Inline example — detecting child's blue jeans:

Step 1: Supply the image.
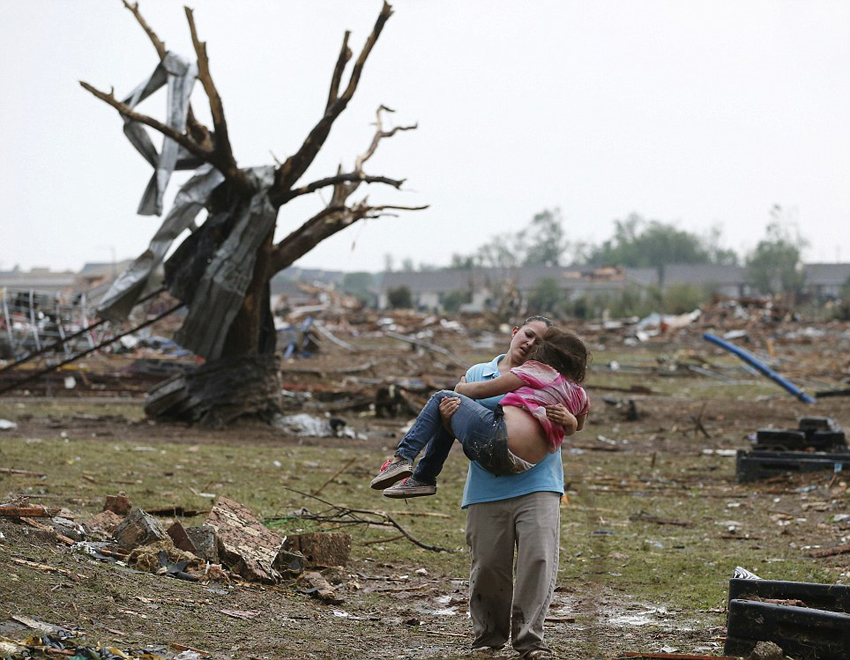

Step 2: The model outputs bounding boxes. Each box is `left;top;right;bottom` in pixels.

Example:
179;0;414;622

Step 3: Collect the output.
395;390;516;483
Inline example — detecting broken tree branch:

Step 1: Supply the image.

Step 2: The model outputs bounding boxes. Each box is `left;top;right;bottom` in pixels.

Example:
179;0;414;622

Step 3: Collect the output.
326;31;352;110
79;81;212;162
280;488;455;553
361;534;405;546
122;1;166;58
311;457;357;496
321;106;417;207
268;201;427;275
80;80;246;190
269;102;422;271
271;1;394;198
355;106;417;173
184;7;244;187
338;2;393;107
284;173;406;202
10;557;88;580
122;1;212;149
0;468;46;477
808;544;850;558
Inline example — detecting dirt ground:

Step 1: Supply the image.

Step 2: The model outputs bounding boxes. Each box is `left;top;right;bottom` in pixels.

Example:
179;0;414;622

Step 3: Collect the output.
1;318;849;659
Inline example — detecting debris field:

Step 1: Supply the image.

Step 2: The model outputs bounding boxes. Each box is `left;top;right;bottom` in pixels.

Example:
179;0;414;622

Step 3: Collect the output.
1;303;850;659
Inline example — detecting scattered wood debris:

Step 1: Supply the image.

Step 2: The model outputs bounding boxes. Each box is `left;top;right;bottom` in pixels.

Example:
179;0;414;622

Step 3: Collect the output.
0;505;59;518
629;512;693;527
10;557;88;580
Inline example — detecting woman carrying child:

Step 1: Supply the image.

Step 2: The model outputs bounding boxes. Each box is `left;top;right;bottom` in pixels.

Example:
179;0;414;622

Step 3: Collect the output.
370;325;589;493
371;316;588;659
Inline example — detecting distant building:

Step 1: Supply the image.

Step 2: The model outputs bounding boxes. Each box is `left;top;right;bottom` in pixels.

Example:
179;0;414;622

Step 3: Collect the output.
378;266;637;312
377;263;779;312
803;263;850;299
0;266;76;293
662;264;751;298
268;267;347;313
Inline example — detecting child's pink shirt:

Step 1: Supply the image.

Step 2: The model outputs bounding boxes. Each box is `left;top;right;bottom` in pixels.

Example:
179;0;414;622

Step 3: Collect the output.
501;360;590;451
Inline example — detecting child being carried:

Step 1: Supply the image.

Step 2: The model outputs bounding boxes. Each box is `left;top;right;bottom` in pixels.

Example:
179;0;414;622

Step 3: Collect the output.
370;326;590;498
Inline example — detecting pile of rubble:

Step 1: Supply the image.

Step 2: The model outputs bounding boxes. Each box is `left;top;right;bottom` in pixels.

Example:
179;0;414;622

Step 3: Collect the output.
1;492;351;602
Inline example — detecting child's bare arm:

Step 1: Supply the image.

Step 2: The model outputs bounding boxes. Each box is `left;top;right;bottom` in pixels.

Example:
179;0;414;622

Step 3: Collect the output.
455;373;524;399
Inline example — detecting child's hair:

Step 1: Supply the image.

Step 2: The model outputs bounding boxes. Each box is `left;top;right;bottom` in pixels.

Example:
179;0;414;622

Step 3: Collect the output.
518;315;552;328
528;327;591;383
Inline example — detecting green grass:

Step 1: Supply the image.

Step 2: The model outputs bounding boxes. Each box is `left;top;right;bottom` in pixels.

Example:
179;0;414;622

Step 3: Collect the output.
0;398;146;421
4;424;838;615
2;378;847;660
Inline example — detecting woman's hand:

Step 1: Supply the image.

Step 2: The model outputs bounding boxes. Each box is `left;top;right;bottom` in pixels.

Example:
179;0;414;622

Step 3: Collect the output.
545;404;578;435
453;376;468;397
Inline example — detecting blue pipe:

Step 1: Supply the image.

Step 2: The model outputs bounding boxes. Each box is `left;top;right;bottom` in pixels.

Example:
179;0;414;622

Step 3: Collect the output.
703;332;816;403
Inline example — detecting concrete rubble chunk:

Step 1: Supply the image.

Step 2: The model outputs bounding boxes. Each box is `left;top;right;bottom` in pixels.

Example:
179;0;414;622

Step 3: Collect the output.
167;521;221;564
113;507;168;550
299;571;342;604
83;510;124;540
186;524;220;564
167;521;199;555
49;517;85;541
284;531;351;568
272;546;305;578
205;496;282;583
103;493;132;516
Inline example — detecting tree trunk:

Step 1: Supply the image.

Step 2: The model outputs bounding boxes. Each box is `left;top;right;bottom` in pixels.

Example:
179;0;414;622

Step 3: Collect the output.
144;353;283;428
153;196;281;427
220;228;276;358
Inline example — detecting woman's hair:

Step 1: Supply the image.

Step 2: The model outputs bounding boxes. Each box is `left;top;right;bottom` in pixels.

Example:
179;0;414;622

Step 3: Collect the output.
519;315;552;328
528;327;591;383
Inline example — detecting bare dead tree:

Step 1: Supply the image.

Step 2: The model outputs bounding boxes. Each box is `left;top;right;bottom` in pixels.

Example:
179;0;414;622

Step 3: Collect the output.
81;2;425;426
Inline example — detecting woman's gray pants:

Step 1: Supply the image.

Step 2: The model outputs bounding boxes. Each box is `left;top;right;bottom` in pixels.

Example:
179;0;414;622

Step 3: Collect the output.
465;491;561;657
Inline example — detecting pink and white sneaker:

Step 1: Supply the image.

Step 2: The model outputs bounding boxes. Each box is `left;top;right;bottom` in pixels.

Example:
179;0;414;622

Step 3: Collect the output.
370;456;413;490
382;476;437;499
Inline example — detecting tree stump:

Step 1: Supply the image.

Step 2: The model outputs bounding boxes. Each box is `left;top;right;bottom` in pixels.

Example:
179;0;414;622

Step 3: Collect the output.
144;354;282;428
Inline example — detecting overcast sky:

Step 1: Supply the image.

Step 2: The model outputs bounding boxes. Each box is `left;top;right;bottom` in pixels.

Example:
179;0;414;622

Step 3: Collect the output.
2;0;849;274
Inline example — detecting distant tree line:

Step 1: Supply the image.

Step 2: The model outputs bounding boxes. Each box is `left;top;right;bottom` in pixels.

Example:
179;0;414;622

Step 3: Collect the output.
343;205;839;317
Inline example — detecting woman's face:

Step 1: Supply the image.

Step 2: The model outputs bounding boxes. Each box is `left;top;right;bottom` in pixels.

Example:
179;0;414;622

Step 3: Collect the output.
507;320;548;365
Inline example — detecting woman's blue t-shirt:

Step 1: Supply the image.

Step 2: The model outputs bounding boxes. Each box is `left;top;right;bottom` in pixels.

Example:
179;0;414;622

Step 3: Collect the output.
461;355;565;508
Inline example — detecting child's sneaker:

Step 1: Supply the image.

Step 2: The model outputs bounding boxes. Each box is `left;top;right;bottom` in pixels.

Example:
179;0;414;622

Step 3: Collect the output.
370;456;413;490
382;476;437;498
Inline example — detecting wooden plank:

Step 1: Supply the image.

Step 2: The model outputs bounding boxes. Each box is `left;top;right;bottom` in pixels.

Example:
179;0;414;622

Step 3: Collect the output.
0;468;46;477
0;505;58;518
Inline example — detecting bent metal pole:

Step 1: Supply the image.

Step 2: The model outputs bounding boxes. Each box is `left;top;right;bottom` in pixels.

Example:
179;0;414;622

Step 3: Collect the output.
703;332;816;404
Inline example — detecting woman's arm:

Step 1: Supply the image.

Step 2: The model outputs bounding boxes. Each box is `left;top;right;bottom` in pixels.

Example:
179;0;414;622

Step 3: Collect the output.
455;373;524;399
